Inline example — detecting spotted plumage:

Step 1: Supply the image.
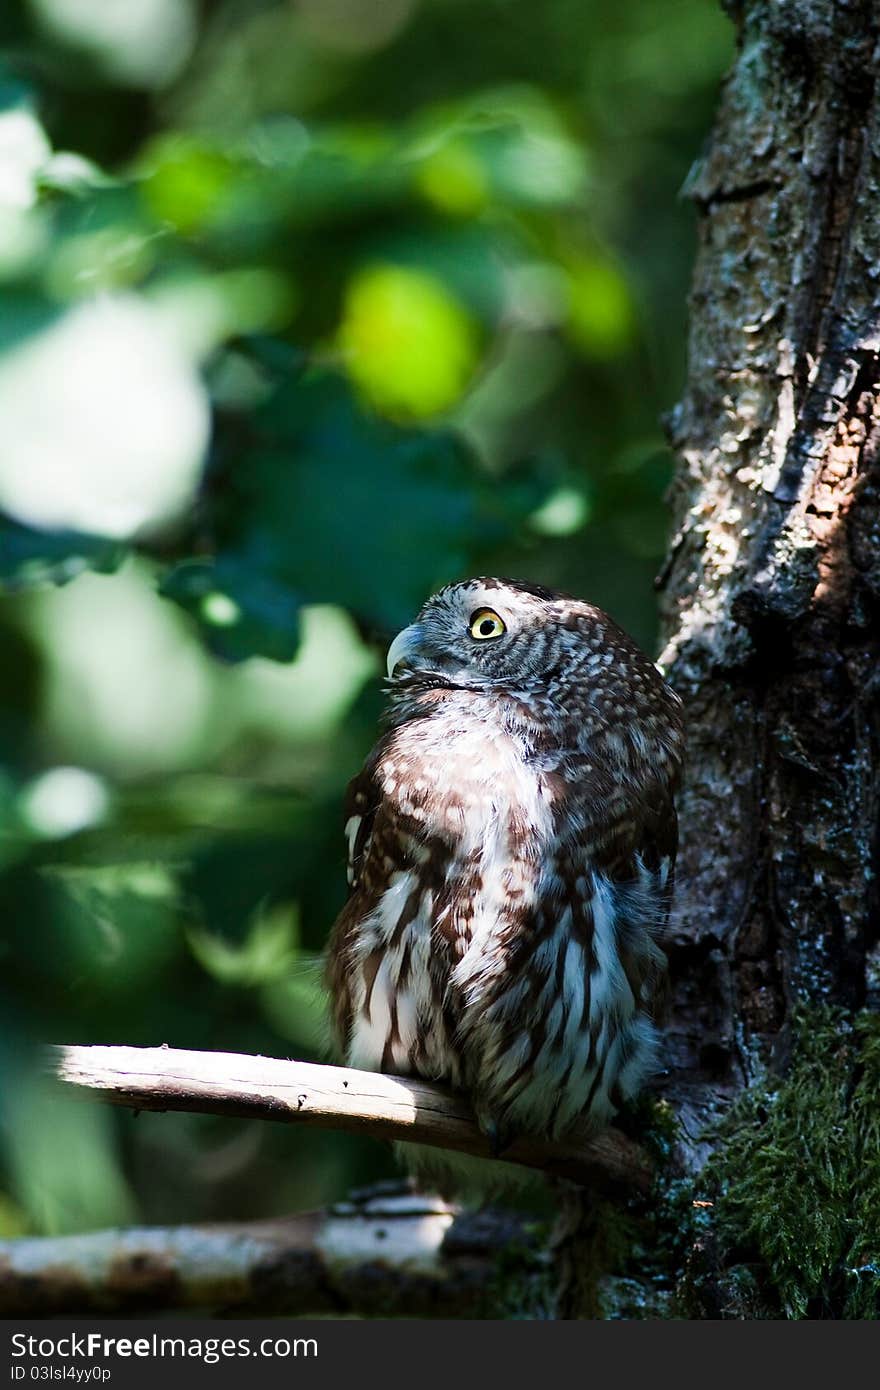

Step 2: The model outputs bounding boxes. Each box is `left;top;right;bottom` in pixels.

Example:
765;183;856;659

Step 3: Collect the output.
326;578;683;1147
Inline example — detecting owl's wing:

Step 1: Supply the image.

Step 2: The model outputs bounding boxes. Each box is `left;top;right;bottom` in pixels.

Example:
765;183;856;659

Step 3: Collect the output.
590;778;678;1023
324;756;383;1056
342;758;382;890
591;773;678;895
637;794;677;1026
639;784;679;901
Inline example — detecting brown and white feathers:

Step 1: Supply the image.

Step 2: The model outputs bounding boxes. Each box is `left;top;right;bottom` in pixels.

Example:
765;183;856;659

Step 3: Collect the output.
326;577;683;1148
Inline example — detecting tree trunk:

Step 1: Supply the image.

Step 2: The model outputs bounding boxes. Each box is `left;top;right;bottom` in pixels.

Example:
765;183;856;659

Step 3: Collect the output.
558;0;880;1317
663;0;880;1120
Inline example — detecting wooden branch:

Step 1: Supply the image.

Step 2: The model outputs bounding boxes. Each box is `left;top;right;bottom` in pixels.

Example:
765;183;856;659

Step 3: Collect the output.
0;1187;536;1317
50;1045;652;1195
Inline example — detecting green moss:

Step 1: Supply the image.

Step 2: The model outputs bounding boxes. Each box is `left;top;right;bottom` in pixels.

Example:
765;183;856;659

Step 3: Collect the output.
595;1098;703;1318
706;1007;880;1319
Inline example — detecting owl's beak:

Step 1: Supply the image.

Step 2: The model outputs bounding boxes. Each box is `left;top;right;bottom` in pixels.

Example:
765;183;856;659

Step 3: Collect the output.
386;623;425;678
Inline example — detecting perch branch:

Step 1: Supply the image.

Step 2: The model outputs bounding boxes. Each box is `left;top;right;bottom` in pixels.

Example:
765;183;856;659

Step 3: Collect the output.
50;1045;652;1195
0;1188;535;1317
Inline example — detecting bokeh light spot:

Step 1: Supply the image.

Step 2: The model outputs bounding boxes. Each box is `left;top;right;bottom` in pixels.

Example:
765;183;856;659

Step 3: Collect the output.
0;101;50;209
29;0;197;89
340;263;478;419
529;485;591;537
565;257;634;359
416;141;488;217
201;592;242;628
0;294;210;539
20;766;109;839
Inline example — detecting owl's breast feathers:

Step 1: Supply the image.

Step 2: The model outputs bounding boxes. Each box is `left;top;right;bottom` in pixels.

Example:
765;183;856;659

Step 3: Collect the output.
326;640;682;1141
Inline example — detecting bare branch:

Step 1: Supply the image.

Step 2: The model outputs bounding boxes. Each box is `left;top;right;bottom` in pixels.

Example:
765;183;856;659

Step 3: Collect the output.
0;1187;536;1317
50;1045;652;1195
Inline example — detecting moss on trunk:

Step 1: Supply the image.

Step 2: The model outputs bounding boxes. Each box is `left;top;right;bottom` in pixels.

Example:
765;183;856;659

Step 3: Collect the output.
699;1007;880;1318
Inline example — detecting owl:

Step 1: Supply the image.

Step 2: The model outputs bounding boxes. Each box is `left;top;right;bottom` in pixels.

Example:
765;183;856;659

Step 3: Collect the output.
326;578;683;1152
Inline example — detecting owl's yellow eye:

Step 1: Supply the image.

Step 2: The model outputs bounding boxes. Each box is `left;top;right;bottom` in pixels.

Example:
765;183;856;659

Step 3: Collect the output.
469;608;506;641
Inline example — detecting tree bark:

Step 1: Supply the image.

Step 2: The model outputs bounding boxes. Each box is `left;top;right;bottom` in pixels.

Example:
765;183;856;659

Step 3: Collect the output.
558;0;880;1315
661;0;880;1133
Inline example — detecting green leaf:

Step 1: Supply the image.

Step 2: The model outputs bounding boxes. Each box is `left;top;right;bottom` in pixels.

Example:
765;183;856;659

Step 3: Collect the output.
40;861;181;992
187;902;299;988
159;557;302;663
0;515;126;591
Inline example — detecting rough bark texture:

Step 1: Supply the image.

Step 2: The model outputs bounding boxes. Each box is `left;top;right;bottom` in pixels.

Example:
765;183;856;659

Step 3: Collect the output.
661;0;880;1138
558;0;880;1316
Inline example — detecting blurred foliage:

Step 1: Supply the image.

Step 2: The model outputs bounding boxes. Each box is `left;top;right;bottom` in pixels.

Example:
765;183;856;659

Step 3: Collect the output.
0;0;732;1235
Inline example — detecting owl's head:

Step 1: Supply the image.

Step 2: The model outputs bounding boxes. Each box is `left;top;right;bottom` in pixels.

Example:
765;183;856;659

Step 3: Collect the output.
386;576;647;695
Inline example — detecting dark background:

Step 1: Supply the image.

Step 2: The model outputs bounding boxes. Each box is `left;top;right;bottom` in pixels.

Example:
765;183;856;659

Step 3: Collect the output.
0;0;731;1236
